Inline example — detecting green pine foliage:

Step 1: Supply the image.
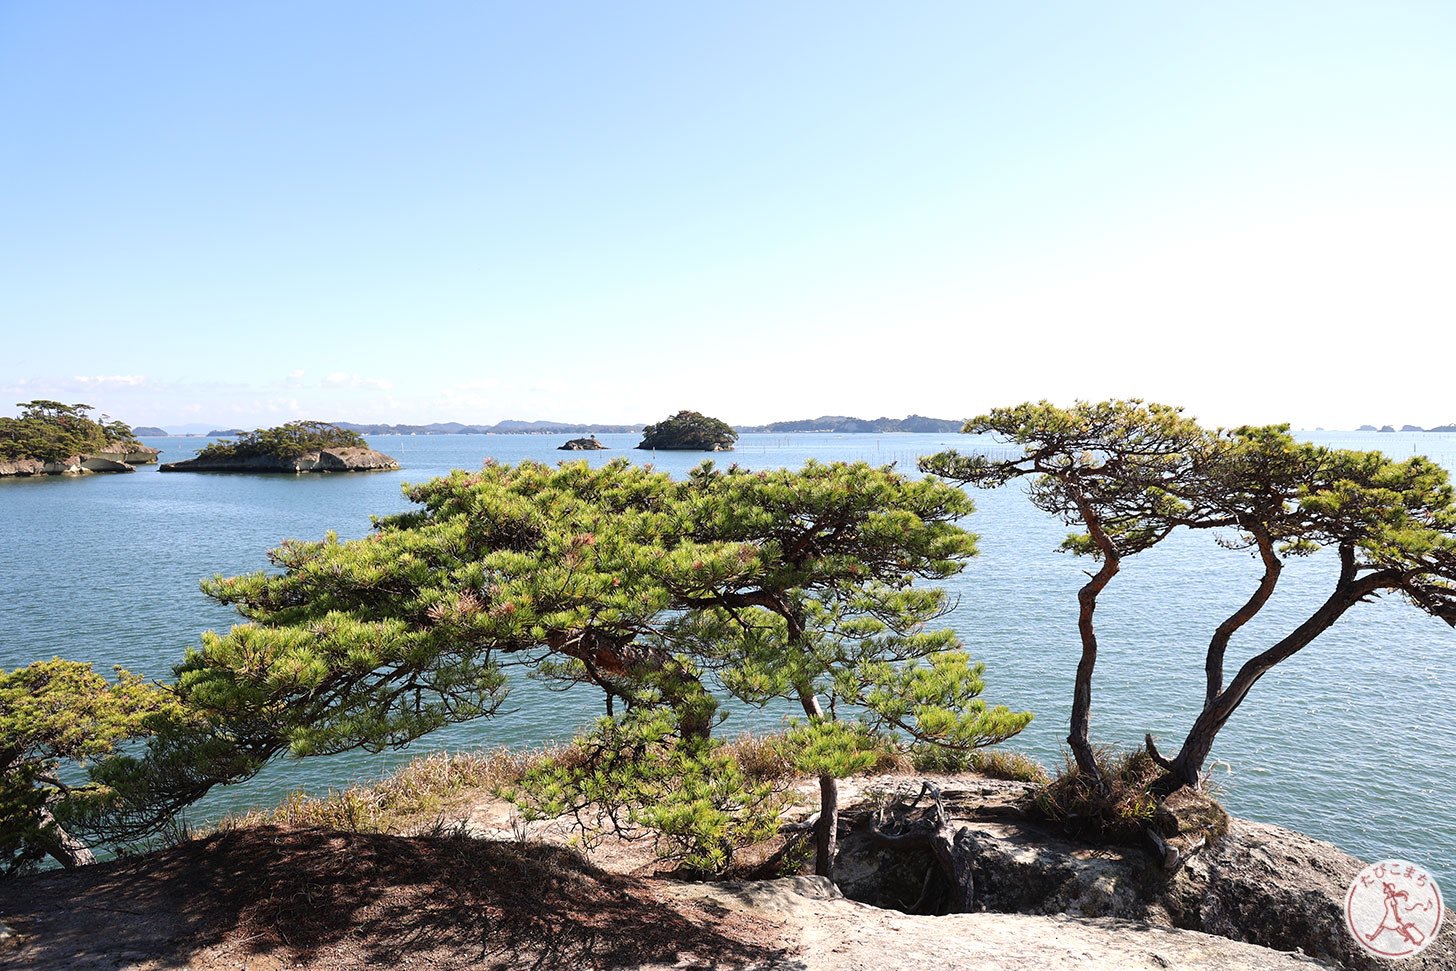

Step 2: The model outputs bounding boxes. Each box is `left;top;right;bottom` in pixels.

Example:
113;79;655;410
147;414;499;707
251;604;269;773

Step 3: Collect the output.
0;659;174;872
508;707;780;874
75;458;1028;873
0;400;139;462
191;420;368;460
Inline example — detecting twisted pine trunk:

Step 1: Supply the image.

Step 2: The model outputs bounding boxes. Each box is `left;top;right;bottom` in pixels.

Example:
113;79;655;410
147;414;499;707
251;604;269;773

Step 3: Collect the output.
39;808;95;869
1168;572;1384;788
798;687;838;879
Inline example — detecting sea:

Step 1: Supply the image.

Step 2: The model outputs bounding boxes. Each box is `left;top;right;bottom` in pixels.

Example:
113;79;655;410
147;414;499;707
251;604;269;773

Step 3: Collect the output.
2;430;1453;883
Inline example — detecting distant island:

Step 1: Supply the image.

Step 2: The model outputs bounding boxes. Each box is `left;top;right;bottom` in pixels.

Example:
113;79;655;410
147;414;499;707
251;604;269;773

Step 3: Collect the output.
329;420;647;436
558;436;608;451
162;421;399;474
132;426;168;437
0;400;159;477
1358;423;1456;433
636;411;737;451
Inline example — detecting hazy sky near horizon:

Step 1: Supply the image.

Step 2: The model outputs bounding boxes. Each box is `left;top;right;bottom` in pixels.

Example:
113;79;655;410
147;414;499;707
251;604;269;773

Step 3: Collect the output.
2;2;1454;430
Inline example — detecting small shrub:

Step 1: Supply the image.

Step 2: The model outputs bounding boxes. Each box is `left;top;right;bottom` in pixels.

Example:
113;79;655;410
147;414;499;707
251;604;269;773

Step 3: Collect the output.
724;730;912;782
721;732;797;783
909;742;973;773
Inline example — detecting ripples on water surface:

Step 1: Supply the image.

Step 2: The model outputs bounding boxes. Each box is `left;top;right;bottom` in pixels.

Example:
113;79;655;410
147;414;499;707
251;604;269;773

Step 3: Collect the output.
2;431;1453;881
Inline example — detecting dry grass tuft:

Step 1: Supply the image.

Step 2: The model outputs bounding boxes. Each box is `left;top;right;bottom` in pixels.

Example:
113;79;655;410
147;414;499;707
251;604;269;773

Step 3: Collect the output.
967;749;1050;785
213;747;560;836
1030;746;1166;844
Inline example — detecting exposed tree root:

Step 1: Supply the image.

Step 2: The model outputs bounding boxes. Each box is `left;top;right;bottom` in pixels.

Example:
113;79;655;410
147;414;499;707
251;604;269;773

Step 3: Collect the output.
864;782;978;914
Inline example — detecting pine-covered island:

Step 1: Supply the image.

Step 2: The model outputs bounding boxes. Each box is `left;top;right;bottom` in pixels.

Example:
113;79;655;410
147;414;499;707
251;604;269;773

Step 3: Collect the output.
159;421;399;474
0;401;160;477
635;410;738;450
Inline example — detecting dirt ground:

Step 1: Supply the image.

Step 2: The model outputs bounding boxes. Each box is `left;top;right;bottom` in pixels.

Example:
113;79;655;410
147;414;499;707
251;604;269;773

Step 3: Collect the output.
0;826;792;971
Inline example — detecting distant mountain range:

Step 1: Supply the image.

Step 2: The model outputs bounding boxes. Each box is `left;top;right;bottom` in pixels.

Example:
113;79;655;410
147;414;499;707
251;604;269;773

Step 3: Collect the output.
329;420;647;436
161;415;968;437
736;415;963;433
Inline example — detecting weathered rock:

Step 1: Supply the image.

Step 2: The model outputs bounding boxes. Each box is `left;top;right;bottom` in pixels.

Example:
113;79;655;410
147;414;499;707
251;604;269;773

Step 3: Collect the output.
1;454;134;476
0;441;159;476
558;436;608;450
831;777;1455;971
0;457;49;476
670;876;1338;970
94;441;160;465
1165;818;1454;971
160;446;399;474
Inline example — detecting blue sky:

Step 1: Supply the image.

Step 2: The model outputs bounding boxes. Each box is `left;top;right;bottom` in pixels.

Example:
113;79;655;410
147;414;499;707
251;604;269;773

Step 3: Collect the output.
2;2;1453;429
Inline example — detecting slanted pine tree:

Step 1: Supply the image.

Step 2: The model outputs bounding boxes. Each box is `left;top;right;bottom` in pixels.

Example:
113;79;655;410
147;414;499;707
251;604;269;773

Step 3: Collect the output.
88;458;1030;875
924;401;1456;795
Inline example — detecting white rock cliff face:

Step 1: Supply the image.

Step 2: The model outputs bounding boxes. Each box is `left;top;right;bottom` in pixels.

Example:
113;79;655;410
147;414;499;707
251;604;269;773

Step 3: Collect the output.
0;442;160;477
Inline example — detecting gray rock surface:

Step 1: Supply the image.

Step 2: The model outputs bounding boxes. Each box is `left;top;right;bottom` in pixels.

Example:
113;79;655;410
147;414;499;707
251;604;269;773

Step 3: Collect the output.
663;876;1338;970
0;441;159;477
829;777;1455;971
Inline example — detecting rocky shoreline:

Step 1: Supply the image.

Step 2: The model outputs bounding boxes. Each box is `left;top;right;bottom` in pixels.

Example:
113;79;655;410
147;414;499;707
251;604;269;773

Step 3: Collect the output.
0;443;160;477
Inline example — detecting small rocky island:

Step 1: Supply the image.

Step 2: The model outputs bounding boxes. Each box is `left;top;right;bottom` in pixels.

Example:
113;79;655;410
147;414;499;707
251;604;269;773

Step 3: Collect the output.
160;421;399;474
558;436;608;451
635;410;738;451
0;400;160;477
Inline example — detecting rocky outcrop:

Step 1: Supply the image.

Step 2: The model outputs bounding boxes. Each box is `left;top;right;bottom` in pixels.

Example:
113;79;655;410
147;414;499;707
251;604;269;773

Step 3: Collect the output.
558;436;608;450
0;442;159;477
95;442;160;465
829;777;1455;971
160;446;399;474
673;876;1337;970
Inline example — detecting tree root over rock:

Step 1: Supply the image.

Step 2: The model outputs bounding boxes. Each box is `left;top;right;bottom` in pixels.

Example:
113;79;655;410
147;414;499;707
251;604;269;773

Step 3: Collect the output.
864;782;979;914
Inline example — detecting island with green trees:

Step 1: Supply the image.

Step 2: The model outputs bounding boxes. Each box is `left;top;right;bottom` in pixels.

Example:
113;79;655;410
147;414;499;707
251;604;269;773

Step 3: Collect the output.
636;410;738;450
0;400;159;477
159;420;399;474
557;435;608;450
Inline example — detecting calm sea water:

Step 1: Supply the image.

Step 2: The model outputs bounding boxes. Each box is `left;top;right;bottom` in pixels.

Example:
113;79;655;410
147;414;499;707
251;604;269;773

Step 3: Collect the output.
2;431;1454;881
